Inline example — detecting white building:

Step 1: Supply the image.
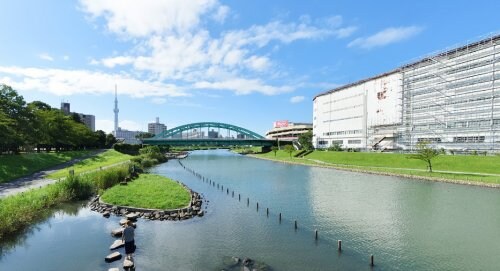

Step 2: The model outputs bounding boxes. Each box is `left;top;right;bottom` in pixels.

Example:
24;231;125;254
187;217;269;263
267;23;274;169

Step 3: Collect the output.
115;128;142;144
148;117;167;135
266;120;313;140
314;34;500;152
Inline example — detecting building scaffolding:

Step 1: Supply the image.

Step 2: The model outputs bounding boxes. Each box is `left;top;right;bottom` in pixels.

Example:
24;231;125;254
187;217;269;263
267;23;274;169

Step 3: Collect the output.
398;35;500;151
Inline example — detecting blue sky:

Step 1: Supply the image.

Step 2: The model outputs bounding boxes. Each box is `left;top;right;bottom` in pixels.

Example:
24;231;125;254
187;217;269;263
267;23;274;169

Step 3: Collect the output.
1;0;498;135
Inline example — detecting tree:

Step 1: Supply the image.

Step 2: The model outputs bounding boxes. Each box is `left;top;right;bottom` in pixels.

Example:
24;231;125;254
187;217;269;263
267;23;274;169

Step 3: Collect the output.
298;131;313;150
271;146;278;156
94;130;107;148
0;84;31;153
408;141;439;172
283;144;295;158
105;133;117;148
135;132;155;139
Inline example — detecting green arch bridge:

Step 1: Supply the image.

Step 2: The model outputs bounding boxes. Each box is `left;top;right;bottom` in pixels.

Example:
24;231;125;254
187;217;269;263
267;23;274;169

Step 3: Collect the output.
142;122;283;147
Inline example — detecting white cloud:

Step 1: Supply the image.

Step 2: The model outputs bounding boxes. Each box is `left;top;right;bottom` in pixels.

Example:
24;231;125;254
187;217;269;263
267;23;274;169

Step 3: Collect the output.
334;26;357;38
0;66;187;98
194;78;293;95
290;95;305;103
212;5;229;23
39;53;54;61
244;56;270;71
151;97;167;104
348;26;423;49
79;0;359;96
101;56;135;68
63;55;70;61
79;0;220;37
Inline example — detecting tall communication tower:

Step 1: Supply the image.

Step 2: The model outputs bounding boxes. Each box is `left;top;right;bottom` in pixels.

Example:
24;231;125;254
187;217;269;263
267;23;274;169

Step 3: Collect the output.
114;84;119;135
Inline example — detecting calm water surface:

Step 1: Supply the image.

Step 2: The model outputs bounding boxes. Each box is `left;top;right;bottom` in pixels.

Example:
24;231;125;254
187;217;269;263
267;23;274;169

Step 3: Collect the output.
1;150;499;270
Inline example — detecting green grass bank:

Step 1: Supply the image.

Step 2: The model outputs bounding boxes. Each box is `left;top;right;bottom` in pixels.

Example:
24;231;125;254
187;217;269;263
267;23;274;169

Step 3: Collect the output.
100;174;191;210
255;150;500;186
0;164;130;239
47;149;132;179
0;151;92;183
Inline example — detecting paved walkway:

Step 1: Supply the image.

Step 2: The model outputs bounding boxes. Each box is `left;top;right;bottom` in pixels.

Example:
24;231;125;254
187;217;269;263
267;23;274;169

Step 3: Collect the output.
0;150;128;198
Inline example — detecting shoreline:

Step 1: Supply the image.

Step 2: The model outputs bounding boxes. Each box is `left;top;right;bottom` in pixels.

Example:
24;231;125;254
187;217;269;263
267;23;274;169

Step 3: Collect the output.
249;155;500;189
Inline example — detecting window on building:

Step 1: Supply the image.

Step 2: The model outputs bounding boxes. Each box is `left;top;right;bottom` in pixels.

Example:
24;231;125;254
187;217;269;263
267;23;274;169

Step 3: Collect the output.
348;140;361;144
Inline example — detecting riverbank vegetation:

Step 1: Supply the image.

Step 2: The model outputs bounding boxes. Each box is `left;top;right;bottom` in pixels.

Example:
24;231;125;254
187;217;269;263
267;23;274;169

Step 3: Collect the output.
0;84;116;154
100;174;191;209
255;150;500;185
0;150;92;183
46;150;132;179
0;164;131;239
231;146;263;154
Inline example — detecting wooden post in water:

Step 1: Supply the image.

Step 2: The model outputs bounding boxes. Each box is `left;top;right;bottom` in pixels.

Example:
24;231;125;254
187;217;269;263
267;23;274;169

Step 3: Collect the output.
247;197;249;206
266;208;269;217
294;220;297;230
239;194;241;201
226;188;229;194
370;255;374;266
232;191;234;197
279;213;282;223
338;240;342;251
315;230;318;240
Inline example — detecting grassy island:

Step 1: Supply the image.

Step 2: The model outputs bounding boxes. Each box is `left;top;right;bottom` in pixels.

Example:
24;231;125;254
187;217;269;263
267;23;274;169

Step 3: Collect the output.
100;174;191;209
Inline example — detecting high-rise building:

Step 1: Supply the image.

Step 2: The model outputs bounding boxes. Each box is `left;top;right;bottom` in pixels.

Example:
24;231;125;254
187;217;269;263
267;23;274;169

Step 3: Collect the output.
60;102;95;132
61;102;70;114
148;117;167;135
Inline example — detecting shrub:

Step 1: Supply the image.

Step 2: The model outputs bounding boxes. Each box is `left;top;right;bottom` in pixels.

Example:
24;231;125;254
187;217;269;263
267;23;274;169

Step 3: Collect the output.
114;143;141;155
141;157;158;168
328;143;343;152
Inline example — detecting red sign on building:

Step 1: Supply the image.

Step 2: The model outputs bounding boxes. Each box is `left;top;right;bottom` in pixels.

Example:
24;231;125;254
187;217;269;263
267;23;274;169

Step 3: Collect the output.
273;120;289;128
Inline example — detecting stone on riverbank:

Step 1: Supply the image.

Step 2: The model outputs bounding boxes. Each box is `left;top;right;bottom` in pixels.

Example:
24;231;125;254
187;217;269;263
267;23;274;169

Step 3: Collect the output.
110;239;124;250
126;212;139;221
105;251;122;262
123;258;134;270
103;211;110;218
111;228;124;237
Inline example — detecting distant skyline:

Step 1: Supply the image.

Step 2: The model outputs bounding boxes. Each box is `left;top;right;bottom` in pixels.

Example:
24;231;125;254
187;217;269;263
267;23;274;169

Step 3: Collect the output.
1;0;498;135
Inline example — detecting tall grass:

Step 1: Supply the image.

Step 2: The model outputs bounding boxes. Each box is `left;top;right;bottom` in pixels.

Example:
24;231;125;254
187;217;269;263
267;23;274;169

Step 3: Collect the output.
0;164;130;239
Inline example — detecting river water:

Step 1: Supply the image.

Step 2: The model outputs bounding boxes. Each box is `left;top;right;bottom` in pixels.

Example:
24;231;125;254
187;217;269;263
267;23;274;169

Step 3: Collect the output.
1;150;499;270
